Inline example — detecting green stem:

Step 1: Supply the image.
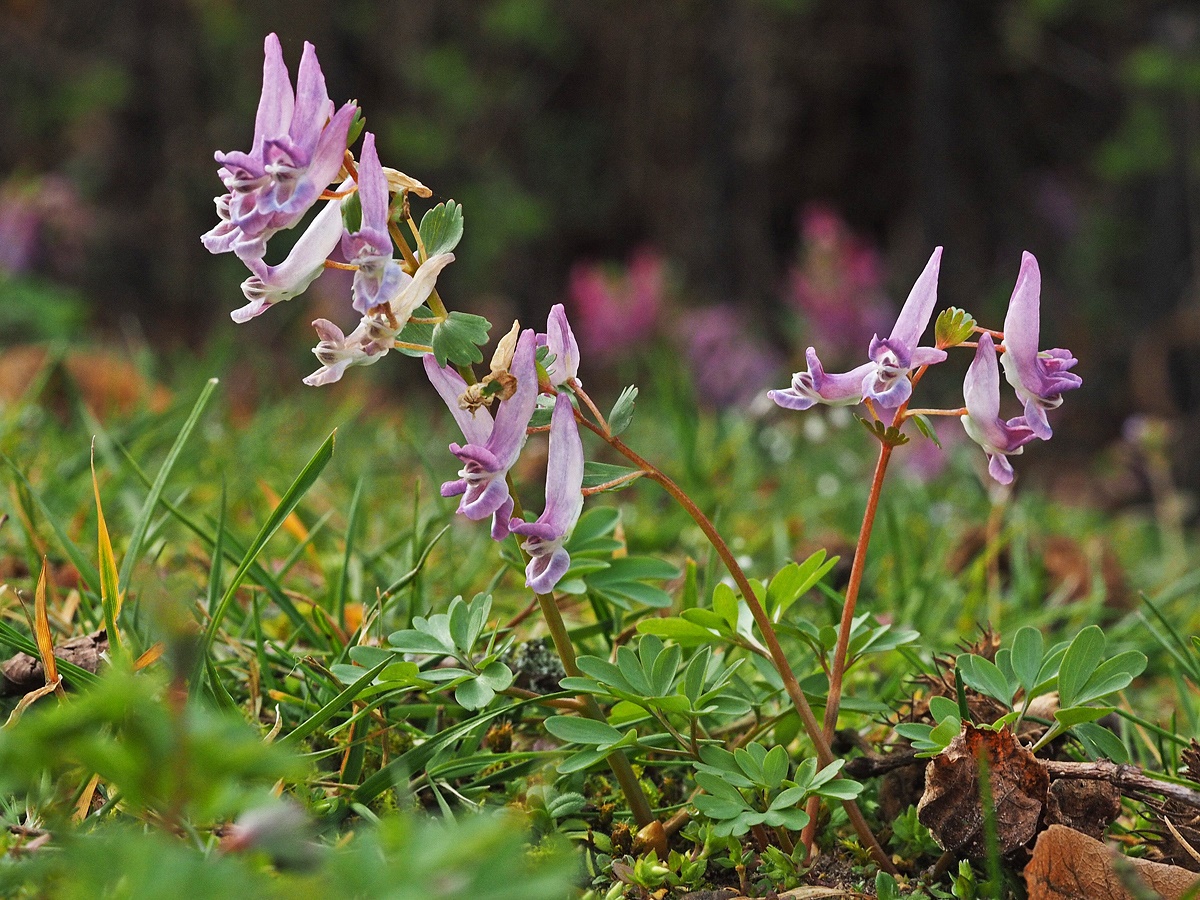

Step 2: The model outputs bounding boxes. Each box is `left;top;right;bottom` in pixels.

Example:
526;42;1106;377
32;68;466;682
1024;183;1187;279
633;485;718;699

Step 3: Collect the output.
508;482;655;828
584;420;897;874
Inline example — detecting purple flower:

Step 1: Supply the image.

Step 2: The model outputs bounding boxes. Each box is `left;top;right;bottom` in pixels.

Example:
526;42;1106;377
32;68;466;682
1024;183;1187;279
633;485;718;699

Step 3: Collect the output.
233;179;349;323
769;347;875;411
202;34;355;262
341;132;409;315
424;330;539;540
541;303;580;386
961;334;1036;485
1000;252;1082;440
511;392;585;593
862;247;948;408
302;317;390;386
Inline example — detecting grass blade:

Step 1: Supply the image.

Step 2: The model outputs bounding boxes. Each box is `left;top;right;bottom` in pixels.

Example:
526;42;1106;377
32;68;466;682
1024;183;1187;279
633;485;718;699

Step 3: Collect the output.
2;454;101;592
117;378;218;595
196;431;336;680
32;559;64;697
90;443;123;654
279;657;389;748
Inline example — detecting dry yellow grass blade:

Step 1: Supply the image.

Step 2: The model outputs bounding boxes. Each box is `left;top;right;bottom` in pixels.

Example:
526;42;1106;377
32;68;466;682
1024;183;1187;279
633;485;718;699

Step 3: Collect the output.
133;642;164;671
74;773;101;822
90;442;123;651
33;559;65;699
4;680;62;728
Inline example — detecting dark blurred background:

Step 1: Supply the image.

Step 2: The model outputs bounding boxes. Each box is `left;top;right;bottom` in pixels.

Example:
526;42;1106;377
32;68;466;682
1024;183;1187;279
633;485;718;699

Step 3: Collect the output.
4;0;1200;474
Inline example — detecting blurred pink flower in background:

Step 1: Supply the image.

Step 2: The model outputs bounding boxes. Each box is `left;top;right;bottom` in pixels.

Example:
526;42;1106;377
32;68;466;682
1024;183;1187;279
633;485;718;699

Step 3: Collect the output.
681;304;782;409
0;176;87;276
568;247;664;358
786;203;892;362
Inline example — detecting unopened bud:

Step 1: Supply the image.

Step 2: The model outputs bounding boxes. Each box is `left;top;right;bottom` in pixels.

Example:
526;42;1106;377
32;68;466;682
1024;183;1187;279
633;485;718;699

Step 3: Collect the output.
491;320;521;375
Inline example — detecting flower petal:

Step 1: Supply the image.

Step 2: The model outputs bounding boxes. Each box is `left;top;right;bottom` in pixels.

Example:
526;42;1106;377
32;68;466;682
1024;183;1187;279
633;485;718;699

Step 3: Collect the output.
545;303;580;386
253;34;294;153
485;329;538;467
888;247;942;352
422;354;494;446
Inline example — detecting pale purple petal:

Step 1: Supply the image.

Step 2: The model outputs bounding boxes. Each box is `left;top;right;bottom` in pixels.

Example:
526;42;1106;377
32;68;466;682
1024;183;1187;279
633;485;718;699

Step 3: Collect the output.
888;247;942;351
485;329;538;468
351;132;391;252
1000;251;1081;440
490;495;515;542
961;335;1036;482
545;304;580;386
536;392;584;536
769;348;871;411
422;354;494;446
525;548;572;594
456;473;512;521
289;41;333;148
253;34;294;153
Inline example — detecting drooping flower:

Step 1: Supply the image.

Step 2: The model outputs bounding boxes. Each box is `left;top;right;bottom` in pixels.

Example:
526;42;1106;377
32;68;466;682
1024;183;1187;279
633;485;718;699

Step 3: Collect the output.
424;329;538;539
861;247;948;408
341;132;409;315
510;392;585;593
961;334;1036;485
202;34;355;262
302;317;389;386
1000;252;1082;440
233;178;350;323
541;303;580;386
769;347;875;411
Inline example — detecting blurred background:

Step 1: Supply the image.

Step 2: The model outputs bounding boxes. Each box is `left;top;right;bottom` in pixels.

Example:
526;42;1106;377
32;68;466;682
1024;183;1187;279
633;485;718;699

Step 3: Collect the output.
4;0;1200;482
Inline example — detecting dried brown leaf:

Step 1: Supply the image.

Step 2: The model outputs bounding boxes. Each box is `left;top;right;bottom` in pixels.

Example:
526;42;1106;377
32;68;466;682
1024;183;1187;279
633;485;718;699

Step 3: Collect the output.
1025;824;1200;899
917;723;1048;857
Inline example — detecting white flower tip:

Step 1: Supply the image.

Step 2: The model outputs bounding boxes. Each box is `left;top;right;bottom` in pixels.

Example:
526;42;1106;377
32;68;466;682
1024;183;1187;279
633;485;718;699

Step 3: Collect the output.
230;300;270;324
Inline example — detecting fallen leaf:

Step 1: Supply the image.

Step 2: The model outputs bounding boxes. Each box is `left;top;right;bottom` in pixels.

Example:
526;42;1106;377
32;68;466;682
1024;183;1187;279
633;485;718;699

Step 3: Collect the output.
1043;777;1122;840
1025;824;1200;899
917;723;1048;857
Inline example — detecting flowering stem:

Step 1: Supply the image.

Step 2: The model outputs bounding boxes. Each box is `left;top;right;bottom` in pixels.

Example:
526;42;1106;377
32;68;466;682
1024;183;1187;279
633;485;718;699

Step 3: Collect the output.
903;407;966;419
577;416;897;873
571;381;610;434
323;260;359;271
392;341;434;354
582;472;644;496
507;480;656;828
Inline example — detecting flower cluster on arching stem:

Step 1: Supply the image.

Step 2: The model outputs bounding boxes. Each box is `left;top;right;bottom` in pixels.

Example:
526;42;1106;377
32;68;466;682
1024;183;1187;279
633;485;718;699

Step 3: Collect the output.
201;34;450;384
769;248;1082;484
202;35;590;594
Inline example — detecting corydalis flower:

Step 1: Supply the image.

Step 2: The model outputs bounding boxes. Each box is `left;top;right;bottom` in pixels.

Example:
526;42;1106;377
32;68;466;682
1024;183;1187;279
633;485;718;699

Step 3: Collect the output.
1000;252;1082;440
770;248;947;414
769;347;874;411
233;178;349;323
202;34;355;262
424;330;538;539
961;334;1036;485
541;303;579;386
302;316;389;386
341;132;409;315
862;247;947;407
511;392;584;593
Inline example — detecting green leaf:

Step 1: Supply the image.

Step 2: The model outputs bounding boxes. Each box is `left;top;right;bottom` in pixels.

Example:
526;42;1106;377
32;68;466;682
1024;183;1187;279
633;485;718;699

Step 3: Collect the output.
911;414;943;448
713;583;740;631
569;507;621;547
929;696;960;722
581;462;642;492
935;307;976;348
958;654;1015;707
454;677;495;711
761;745;788;790
1058;625;1105;708
477;660;513;692
858;416;909;447
418;200;464;258
1054;706;1114;728
396;305;436;357
544;716;623;747
388;630;454;656
341;190;363;235
431;311;491;367
608;385;638;436
1074;722;1129;763
1011;626;1045;694
616;646;652;695
767;551;838;622
636;617;719;646
1075;650;1147;705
